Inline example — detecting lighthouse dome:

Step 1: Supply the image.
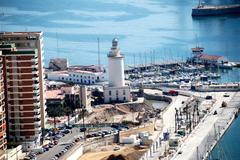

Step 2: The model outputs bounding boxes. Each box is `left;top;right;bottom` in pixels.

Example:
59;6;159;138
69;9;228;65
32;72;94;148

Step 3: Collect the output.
112;38;118;48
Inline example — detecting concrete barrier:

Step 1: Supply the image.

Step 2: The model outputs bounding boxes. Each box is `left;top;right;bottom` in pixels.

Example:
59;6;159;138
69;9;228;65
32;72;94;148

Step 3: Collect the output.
66;146;83;160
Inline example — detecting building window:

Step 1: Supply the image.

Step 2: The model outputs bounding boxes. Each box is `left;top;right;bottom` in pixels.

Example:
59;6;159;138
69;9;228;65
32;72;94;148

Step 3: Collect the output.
109;91;111;96
123;97;126;101
109;97;112;102
123;90;126;95
116;90;118;96
116;97;119;101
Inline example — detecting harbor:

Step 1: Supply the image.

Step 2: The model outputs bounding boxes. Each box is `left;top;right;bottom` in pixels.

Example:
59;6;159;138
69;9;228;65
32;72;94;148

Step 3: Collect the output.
1;0;240;159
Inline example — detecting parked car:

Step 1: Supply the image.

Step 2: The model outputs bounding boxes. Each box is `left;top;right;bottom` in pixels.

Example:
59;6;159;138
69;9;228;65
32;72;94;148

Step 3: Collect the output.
113;147;120;151
54;140;58;145
65;125;73;129
80;127;87;132
62;129;70;134
206;95;213;100
75;138;80;142
223;93;230;97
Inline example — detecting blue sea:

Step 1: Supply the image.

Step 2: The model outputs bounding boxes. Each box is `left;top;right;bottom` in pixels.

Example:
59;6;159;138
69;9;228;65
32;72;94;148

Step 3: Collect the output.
1;0;240;66
1;0;240;158
209;115;240;160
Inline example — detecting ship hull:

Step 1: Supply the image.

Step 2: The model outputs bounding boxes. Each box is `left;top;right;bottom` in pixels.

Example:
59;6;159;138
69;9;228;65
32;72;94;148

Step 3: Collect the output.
192;4;240;16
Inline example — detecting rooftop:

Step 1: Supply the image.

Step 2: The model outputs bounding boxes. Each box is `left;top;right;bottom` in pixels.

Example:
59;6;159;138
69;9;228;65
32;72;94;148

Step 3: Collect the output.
0;31;42;35
198;53;223;61
191;47;204;52
45;90;65;100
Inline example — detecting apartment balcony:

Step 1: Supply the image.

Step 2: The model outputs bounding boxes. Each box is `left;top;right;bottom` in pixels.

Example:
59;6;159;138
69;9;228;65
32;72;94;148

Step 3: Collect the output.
9;127;41;132
6;64;38;70
34;101;41;106
34;120;41;126
7;82;39;89
7;95;40;101
33;116;41;121
6;57;38;63
7;71;37;76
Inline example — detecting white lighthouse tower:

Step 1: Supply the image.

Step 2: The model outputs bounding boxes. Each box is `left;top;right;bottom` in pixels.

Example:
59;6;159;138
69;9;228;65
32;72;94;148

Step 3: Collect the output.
104;38;131;103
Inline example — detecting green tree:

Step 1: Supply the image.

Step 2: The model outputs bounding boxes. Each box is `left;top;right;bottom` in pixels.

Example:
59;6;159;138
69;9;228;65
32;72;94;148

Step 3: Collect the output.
46;103;65;128
63;104;73;125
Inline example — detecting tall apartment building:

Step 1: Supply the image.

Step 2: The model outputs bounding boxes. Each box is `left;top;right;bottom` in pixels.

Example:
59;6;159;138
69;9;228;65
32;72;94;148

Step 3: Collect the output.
0;32;46;130
0;42;42;149
0;51;7;159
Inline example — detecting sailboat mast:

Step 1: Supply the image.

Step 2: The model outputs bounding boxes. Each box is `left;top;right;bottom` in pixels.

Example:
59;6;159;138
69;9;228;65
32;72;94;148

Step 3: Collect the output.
97;38;101;69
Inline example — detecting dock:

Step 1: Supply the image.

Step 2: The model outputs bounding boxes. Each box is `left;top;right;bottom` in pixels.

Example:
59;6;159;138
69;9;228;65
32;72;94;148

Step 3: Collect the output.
172;92;240;160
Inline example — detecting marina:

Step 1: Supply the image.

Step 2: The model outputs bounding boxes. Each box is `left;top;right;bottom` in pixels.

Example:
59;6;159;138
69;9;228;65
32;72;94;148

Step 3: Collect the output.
1;0;240;159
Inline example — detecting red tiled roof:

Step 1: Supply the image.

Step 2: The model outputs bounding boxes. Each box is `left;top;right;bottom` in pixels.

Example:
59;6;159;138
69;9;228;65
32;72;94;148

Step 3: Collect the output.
198;54;223;61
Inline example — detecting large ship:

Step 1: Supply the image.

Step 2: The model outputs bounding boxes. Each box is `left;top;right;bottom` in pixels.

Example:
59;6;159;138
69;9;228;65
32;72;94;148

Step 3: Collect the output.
192;2;240;16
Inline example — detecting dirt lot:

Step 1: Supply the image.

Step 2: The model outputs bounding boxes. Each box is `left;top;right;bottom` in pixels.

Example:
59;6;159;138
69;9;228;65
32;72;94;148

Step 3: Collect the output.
79;145;148;160
85;102;154;124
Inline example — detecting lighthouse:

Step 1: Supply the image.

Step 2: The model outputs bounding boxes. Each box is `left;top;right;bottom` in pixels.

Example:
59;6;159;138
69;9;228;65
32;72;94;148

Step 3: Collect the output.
104;38;131;103
108;38;125;87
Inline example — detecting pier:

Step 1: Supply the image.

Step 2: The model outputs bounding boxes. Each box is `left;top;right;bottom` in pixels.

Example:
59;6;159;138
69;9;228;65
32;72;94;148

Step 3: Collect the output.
172;92;240;160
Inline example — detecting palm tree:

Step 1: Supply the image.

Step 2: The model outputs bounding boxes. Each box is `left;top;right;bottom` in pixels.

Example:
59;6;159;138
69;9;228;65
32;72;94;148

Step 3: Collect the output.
64;104;73;125
46;103;65;128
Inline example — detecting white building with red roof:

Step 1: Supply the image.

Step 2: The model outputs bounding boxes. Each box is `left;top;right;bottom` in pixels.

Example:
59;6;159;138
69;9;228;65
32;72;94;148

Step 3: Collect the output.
191;47;228;65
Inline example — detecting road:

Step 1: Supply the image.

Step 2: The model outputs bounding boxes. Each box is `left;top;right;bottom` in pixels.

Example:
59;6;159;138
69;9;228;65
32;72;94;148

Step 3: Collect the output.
37;127;83;160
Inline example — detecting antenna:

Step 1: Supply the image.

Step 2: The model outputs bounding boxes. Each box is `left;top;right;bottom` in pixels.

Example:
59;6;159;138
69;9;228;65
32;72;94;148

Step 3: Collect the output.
97;38;101;69
195;34;199;47
133;54;136;68
56;32;59;57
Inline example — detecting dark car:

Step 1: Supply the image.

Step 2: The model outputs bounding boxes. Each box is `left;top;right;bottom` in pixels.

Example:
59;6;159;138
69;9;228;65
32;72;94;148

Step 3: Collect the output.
206;95;213;100
62;129;70;134
65;125;73;129
80;127;87;132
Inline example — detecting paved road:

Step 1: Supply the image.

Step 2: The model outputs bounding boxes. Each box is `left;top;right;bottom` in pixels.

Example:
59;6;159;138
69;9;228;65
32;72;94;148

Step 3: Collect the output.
37;128;83;160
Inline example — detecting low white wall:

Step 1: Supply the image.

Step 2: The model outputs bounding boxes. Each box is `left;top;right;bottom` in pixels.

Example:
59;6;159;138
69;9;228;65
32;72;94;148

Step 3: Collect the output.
66;145;83;160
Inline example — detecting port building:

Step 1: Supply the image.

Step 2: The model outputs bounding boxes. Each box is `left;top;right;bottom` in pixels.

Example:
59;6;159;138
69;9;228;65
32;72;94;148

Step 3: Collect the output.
191;47;227;65
47;68;105;85
104;38;131;103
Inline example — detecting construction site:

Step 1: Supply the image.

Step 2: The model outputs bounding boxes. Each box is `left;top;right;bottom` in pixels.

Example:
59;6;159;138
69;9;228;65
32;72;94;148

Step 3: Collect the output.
73;88;240;160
